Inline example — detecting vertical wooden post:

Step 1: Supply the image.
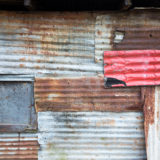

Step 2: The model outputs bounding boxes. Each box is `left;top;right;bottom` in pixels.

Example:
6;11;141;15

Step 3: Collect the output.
143;86;160;160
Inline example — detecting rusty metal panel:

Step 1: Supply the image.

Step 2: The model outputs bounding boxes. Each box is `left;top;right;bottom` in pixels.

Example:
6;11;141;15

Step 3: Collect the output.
35;77;143;112
142;86;160;160
0;81;37;132
0;133;39;160
104;50;160;87
95;10;160;63
0;11;103;77
38;111;146;160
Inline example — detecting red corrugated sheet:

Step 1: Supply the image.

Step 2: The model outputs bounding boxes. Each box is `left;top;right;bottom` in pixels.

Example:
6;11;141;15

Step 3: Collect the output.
104;50;160;87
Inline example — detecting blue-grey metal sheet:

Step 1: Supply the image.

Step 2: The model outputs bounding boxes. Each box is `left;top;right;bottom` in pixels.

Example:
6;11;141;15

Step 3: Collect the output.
0;81;37;132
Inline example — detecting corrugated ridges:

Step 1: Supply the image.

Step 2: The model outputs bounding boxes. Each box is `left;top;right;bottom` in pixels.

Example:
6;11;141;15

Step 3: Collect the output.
95;10;160;63
0;11;103;77
38;112;146;160
35;77;142;111
104;50;160;86
0;133;39;160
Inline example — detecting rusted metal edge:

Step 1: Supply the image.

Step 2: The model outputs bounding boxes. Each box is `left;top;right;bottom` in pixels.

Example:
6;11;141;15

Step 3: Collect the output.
142;86;160;160
142;86;155;145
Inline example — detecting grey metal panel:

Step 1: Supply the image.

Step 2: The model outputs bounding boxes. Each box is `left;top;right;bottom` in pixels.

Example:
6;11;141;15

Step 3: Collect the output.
0;81;37;132
38;112;146;160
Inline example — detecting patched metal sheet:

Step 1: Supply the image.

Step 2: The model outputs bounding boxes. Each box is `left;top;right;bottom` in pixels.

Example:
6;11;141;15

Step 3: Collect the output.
0;81;37;132
104;50;160;87
95;10;160;63
38;112;146;160
35;77;142;112
0;133;39;160
0;11;103;77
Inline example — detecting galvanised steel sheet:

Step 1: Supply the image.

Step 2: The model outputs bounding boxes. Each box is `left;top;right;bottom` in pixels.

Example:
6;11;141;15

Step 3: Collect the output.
0;11;102;77
104;50;160;87
38;111;146;160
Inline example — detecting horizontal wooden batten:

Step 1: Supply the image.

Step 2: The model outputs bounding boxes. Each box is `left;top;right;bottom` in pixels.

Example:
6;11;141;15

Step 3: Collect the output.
35;77;143;112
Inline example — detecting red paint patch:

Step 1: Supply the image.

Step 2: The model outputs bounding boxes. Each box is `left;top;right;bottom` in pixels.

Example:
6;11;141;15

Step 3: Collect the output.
104;50;160;87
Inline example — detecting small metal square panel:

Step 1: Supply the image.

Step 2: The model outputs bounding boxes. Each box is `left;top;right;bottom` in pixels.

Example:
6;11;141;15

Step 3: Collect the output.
0;75;37;132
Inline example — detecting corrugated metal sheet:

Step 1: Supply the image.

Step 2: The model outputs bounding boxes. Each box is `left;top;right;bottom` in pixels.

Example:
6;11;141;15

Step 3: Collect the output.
95;10;160;63
35;77;143;112
104;50;160;87
0;11;103;77
0;133;39;160
0;10;160;75
1;10;159;160
38;111;146;160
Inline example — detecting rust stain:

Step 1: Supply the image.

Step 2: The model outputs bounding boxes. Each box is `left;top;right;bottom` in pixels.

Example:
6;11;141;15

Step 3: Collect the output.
19;64;25;68
35;77;143;112
141;87;155;147
97;30;102;36
37;59;42;63
19;58;26;61
96;119;115;126
35;66;41;69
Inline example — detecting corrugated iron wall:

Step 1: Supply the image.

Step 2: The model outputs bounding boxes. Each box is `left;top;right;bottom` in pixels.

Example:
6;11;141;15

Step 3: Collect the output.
1;10;160;160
